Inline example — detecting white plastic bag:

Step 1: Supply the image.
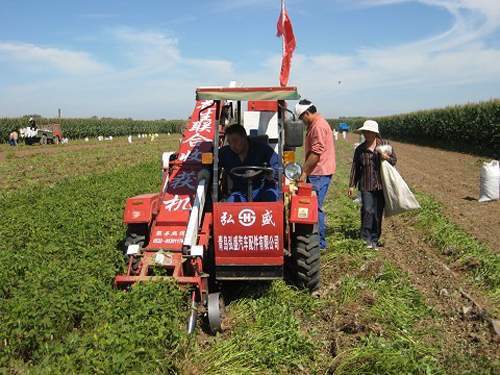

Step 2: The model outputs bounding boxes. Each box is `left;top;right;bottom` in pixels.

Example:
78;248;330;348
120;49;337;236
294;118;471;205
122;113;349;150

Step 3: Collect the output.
376;144;393;155
380;161;420;217
479;160;500;202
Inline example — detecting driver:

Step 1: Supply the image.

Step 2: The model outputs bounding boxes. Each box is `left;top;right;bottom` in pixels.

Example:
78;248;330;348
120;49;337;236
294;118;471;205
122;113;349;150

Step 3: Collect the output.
219;124;280;202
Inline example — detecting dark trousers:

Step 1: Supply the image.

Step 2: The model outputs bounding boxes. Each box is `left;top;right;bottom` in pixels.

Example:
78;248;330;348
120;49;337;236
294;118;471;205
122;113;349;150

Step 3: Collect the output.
360;190;385;243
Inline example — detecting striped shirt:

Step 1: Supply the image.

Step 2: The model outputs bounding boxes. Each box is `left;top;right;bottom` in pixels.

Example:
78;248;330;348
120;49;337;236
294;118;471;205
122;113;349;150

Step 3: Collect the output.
349;138;397;191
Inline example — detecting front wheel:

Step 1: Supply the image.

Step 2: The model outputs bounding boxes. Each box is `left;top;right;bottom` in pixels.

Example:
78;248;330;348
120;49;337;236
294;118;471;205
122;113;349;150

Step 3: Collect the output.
123;224;148;275
290;224;321;292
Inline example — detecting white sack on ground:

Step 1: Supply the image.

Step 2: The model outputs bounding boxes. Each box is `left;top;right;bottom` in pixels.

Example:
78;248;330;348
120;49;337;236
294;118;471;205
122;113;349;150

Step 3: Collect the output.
380;160;420;217
479;160;500;202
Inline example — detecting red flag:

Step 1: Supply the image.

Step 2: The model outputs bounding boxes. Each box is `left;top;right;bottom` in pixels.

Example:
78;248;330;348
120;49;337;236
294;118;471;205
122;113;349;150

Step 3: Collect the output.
276;6;296;87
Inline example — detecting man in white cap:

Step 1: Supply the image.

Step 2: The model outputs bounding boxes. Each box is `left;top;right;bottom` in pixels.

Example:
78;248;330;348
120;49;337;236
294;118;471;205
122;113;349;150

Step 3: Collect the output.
295;99;336;250
348;120;397;250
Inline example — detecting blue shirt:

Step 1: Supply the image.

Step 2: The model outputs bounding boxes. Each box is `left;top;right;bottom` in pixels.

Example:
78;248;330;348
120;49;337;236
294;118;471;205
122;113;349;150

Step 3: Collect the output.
219;139;281;193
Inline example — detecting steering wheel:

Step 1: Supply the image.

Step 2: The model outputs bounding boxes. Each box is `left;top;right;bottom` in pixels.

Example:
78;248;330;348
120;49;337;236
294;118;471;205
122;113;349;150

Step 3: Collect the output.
229;165;274;202
230;165;273;180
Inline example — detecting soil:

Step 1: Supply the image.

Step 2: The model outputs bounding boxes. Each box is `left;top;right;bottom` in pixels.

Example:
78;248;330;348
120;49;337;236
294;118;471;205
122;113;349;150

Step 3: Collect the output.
383;214;500;369
319;136;500;372
347;133;500;252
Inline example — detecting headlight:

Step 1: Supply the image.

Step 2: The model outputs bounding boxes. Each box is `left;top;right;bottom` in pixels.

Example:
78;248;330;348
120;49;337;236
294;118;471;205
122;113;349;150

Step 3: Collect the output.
284;162;302;181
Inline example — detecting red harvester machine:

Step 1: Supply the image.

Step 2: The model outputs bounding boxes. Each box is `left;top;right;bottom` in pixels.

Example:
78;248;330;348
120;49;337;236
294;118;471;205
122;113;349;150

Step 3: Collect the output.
115;86;321;333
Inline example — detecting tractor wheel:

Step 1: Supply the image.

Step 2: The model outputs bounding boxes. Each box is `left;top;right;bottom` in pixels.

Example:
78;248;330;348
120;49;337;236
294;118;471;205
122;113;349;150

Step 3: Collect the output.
207;292;224;334
291;224;321;292
123;224;148;274
40;135;47;145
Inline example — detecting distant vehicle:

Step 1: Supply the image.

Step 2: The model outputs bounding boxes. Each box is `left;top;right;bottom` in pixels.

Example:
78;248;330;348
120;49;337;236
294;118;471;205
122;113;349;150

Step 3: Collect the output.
338;122;350;132
19;123;63;145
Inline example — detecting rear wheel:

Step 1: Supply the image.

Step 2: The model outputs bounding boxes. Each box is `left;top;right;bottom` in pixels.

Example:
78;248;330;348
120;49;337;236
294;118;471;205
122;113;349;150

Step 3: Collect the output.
290;224;321;292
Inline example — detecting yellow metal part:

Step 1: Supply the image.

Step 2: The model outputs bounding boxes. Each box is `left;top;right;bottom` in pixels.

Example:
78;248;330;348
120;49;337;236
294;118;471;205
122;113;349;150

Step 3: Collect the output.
202;152;214;165
283;150;295;164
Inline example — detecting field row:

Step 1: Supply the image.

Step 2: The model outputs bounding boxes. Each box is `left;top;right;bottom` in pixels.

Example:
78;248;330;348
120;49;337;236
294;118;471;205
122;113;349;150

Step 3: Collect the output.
0;136;498;373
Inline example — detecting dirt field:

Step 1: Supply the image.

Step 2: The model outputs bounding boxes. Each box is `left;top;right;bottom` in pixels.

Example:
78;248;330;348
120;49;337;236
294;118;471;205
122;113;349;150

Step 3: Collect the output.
325;138;500;372
346;133;500;252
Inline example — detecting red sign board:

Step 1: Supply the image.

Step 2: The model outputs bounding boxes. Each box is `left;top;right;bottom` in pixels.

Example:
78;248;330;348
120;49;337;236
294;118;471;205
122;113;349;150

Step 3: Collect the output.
149;225;186;250
213;202;284;265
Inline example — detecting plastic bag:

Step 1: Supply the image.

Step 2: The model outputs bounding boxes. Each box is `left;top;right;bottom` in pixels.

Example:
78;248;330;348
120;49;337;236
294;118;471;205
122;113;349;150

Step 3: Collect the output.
376;144;393;155
479;160;500;202
380;161;420;217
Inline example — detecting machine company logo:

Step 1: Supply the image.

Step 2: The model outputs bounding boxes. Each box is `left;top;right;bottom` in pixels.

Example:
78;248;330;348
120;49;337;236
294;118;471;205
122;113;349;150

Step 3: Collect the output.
238;209;256;226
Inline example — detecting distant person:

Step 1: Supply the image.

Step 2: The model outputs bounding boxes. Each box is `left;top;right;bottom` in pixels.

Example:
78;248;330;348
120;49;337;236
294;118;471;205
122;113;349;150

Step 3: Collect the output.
339;122;349;140
26;117;38;138
296;99;336;250
28;117;37;131
348;120;397;250
8;130;18;146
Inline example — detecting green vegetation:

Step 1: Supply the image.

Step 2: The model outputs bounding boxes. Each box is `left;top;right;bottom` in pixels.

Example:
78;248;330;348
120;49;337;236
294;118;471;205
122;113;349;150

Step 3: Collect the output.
0;135;180;192
413;193;500;304
0;116;184;142
329;99;500;157
190;281;322;374
321;142;442;374
0;161;188;373
0;135;496;373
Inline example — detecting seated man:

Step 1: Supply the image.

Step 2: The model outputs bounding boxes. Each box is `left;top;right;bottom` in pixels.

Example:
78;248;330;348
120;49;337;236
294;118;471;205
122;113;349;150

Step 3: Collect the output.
219;124;280;202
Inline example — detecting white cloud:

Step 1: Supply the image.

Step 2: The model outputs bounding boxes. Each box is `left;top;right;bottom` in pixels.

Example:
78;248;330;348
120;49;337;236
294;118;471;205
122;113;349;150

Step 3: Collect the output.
0;27;235;118
1;1;499;118
185;58;234;76
216;0;500;116
282;0;500;115
0;42;109;75
111;27;181;70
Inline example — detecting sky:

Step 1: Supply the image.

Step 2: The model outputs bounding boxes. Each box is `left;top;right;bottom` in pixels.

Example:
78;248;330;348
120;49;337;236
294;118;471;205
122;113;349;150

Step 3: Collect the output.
0;0;499;119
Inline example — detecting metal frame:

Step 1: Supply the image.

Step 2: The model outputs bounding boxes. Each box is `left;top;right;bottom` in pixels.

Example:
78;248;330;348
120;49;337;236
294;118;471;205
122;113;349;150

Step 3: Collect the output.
196;86;300;101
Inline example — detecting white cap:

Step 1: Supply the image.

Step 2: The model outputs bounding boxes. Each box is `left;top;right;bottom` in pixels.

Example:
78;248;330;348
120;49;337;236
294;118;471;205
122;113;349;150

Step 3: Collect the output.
354;120;379;134
29;117;34;122
295;102;313;119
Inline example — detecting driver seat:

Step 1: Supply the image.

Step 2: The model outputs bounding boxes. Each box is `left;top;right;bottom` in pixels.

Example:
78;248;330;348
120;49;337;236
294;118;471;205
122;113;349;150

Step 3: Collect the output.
249;134;269;145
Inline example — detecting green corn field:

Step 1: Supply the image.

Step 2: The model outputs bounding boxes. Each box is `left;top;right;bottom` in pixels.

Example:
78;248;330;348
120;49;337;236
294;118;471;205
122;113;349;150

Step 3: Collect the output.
0;117;185;142
329;99;499;158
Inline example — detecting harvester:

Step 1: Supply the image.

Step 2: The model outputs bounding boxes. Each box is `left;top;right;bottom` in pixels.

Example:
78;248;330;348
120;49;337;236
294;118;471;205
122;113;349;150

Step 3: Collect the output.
115;86;321;334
